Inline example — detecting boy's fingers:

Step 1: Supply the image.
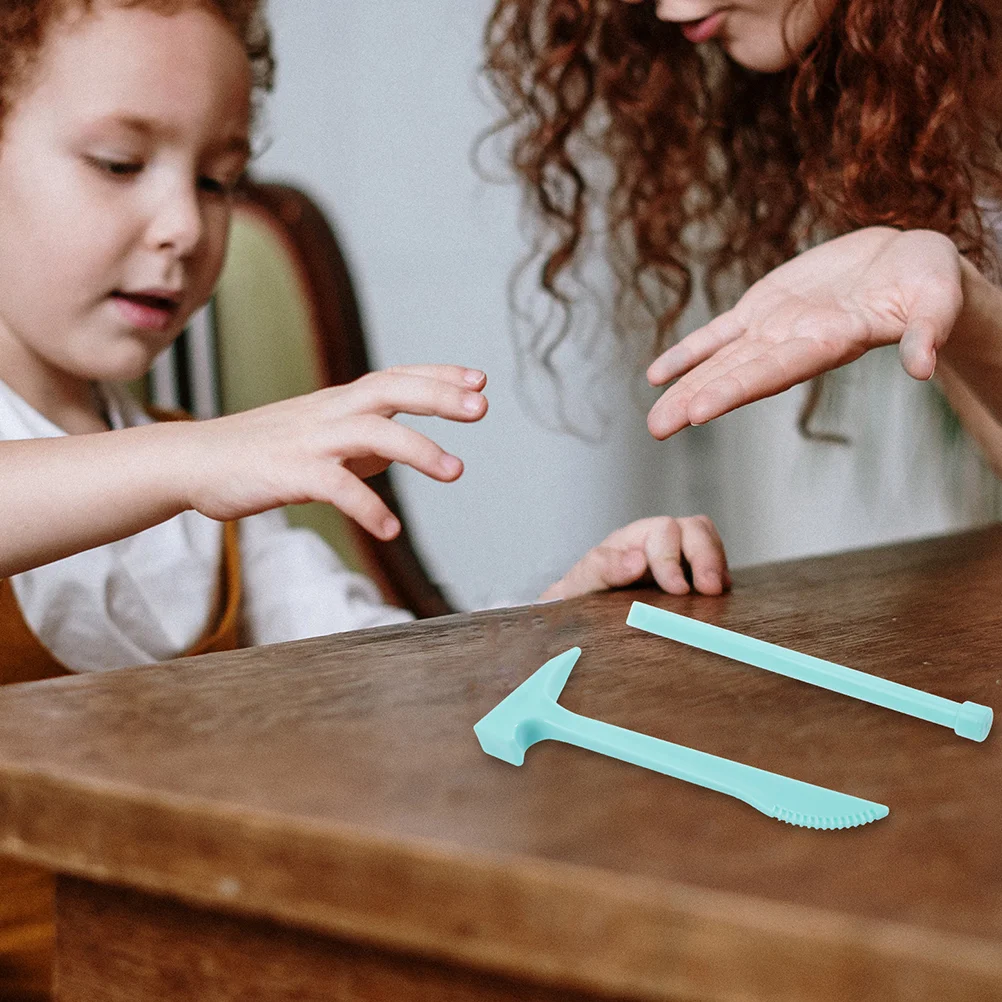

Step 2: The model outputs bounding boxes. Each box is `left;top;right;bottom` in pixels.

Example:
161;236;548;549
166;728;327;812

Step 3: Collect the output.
642;518;690;595
679;516;730;593
316;466;399;539
381;364;487;390
335;372;488;422
539;546;646;601
335;416;464;482
539;515;728;601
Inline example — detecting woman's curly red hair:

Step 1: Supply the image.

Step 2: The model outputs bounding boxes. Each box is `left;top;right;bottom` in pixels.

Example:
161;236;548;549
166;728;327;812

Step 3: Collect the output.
483;0;1002;364
0;0;274;133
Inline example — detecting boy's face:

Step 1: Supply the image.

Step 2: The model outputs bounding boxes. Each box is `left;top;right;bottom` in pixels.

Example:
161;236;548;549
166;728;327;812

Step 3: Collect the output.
0;1;252;390
620;0;839;73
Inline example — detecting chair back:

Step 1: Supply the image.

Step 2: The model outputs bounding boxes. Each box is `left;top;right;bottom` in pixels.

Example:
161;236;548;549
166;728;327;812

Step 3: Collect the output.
208;180;452;618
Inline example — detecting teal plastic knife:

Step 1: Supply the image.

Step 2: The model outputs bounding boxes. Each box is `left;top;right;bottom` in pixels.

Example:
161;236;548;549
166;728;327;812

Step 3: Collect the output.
475;648;889;830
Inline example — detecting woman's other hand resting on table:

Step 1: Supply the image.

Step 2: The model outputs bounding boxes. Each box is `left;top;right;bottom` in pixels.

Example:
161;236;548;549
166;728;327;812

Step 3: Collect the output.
540;515;730;601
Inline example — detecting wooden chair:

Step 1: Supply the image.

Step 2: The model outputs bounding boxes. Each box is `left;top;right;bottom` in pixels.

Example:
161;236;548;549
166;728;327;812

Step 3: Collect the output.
176;179;453;619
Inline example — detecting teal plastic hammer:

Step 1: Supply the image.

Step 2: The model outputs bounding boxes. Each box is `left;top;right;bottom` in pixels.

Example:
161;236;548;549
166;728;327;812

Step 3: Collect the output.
474;648;889;830
627;602;993;742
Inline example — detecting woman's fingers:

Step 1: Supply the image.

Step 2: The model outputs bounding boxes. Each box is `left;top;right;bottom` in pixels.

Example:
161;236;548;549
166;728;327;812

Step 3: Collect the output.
648;311;863;438
686;335;846;425
893;256;961;380
898;324;939;381
647;230;967;438
893;234;963;380
647;335;756;438
897;287;961;380
647;310;745;386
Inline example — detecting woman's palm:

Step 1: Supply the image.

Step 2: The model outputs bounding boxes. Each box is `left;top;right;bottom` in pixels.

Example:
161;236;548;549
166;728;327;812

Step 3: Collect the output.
646;227;964;439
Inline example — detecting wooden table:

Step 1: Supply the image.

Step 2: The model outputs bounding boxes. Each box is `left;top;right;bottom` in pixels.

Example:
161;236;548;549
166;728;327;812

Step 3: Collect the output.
1;527;1001;1001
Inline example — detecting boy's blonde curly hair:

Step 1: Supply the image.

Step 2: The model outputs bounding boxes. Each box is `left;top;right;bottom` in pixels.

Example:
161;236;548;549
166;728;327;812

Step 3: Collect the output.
0;0;275;132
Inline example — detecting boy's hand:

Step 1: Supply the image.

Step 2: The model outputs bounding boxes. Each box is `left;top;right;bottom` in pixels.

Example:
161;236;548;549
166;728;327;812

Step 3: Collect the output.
539;515;730;601
184;364;487;538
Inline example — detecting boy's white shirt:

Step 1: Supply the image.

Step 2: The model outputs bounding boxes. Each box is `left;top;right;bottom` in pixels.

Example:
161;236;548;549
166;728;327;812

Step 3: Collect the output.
0;380;412;672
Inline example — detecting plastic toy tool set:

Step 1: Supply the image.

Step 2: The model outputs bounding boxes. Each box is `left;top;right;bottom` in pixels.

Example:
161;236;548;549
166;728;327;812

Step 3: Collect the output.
474;601;993;831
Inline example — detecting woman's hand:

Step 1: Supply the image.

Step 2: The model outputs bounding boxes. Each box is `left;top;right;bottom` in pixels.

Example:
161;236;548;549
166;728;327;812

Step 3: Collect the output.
647;228;964;439
185;364;488;538
539;515;730;601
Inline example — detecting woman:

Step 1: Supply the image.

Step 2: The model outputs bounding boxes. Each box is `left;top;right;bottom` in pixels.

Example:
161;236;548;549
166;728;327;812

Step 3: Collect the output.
484;0;1002;558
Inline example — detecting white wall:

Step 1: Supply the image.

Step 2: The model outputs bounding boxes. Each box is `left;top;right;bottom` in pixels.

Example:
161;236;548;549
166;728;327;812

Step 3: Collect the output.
256;1;1001;609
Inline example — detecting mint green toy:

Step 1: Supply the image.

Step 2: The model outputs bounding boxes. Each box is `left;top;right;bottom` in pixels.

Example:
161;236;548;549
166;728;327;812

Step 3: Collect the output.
474;648;889;830
627;601;993;742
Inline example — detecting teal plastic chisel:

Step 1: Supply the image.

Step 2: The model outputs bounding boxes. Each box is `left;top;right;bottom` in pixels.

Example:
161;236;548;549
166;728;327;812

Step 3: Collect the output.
626;601;993;742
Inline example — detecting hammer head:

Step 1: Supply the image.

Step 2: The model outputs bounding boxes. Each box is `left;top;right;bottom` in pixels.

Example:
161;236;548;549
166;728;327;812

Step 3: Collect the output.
473;647;581;765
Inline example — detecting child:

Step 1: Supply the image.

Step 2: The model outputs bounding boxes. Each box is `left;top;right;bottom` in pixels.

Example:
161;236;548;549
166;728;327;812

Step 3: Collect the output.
483;0;1002;464
0;3;728;995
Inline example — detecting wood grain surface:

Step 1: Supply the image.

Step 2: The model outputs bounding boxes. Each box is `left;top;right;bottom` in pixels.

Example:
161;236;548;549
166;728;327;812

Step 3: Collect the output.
55;875;632;1002
0;527;1000;1001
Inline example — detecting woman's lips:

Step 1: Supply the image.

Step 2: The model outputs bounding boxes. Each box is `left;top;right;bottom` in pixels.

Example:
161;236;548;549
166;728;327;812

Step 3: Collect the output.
110;292;178;332
680;9;726;43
